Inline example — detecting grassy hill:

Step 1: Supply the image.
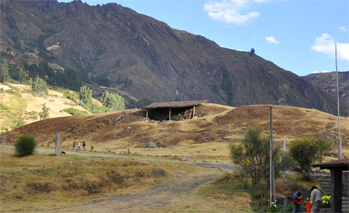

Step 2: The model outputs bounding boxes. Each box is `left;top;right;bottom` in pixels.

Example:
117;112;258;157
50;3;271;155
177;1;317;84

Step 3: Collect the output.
1;101;348;159
0;82;90;134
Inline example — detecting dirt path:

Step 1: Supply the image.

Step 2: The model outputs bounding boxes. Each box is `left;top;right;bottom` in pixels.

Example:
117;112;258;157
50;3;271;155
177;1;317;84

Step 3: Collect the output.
1;145;237;213
51;171;220;213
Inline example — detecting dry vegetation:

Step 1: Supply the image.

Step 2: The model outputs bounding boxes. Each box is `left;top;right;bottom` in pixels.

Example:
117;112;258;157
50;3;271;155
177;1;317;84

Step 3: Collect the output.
0;84;348;212
0;83;89;134
1;101;348;160
0;147;202;212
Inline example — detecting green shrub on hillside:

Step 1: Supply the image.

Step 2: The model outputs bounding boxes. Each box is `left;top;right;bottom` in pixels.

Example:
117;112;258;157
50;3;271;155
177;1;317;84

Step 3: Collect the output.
6;89;22;97
15;135;37;157
63;107;89;115
101;90;125;111
79;86;93;106
29;76;48;96
0;61;10;83
15;117;25;128
39;103;50;120
90;103;110;114
0;103;11;110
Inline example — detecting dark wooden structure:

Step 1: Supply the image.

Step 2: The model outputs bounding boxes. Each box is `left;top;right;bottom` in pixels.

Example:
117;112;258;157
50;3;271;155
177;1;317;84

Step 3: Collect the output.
313;158;349;213
142;100;207;121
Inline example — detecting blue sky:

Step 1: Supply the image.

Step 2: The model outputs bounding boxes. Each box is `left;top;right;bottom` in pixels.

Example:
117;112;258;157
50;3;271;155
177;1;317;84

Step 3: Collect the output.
59;0;349;77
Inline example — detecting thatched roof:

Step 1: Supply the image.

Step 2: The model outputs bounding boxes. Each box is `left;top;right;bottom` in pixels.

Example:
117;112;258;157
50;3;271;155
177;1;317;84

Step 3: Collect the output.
142;100;207;109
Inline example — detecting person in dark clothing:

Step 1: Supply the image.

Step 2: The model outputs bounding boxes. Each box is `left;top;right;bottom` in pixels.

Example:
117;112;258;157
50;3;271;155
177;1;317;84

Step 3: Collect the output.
82;141;86;151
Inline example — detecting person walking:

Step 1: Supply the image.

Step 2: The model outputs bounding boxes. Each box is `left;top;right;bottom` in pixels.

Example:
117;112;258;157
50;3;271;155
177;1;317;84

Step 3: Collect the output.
77;142;81;150
310;186;322;213
73;141;76;150
292;191;303;213
83;141;86;151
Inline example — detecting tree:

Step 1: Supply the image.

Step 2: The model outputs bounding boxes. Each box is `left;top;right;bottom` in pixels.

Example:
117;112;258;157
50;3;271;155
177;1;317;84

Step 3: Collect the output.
8;63;27;83
101;90;125;111
30;76;47;96
79;86;93;106
39;103;50;120
0;61;10;83
289;137;333;179
229;125;281;197
15;135;37;157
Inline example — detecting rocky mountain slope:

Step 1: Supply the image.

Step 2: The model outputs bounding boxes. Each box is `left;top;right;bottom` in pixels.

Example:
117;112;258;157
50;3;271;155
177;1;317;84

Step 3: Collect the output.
0;0;347;116
303;71;348;108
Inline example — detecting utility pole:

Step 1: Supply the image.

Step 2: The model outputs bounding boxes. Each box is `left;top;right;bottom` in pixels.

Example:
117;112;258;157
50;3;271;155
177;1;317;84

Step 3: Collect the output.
270;107;276;205
335;44;342;159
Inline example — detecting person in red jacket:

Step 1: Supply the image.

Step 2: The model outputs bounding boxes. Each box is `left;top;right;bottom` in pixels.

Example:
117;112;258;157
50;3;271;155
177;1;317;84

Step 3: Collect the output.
293;191;303;213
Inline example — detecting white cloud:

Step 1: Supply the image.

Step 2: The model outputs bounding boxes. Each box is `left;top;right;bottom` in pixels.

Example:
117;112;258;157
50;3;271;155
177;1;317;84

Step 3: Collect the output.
311;33;349;61
340;26;348;32
253;0;270;2
265;36;279;44
204;0;261;25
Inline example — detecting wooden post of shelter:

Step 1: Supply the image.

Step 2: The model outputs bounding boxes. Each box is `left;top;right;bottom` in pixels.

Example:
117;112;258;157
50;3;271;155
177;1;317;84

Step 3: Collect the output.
169;108;171;121
55;132;61;156
331;169;343;212
193;105;195;118
146;109;148;121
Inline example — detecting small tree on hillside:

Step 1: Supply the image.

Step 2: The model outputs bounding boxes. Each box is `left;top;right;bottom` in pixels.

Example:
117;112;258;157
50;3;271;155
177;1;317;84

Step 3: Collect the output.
101;90;125;111
289;137;333;179
229;125;282;198
30;76;47;96
79;86;93;106
39;103;50;120
0;61;10;83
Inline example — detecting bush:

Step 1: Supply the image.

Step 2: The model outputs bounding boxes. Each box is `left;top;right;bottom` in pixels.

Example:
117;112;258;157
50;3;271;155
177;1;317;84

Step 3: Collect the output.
39;103;50;120
101;90;125;111
63;107;89;115
289;137;333;179
14;135;37;157
229;125;282;197
90;103;110;114
15;118;25;128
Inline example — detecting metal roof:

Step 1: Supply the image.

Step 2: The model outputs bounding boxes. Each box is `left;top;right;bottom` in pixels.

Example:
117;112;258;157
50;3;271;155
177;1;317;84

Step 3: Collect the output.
312;158;349;170
142;100;207;109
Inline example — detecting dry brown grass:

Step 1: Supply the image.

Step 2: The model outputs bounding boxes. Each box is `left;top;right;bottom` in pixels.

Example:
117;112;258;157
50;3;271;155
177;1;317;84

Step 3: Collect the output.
1;103;348;163
0;147;200;212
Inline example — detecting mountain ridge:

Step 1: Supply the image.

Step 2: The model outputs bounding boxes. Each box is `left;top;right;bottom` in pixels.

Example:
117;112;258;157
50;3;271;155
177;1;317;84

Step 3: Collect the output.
0;0;347;116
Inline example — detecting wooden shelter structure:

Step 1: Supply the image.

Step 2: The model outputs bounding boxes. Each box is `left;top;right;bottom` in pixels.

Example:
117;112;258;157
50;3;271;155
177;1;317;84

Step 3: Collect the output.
142;100;207;121
312;158;349;213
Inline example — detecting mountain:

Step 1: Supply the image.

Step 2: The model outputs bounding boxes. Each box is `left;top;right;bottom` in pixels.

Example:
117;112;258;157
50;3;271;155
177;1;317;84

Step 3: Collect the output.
0;0;347;116
303;71;349;108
